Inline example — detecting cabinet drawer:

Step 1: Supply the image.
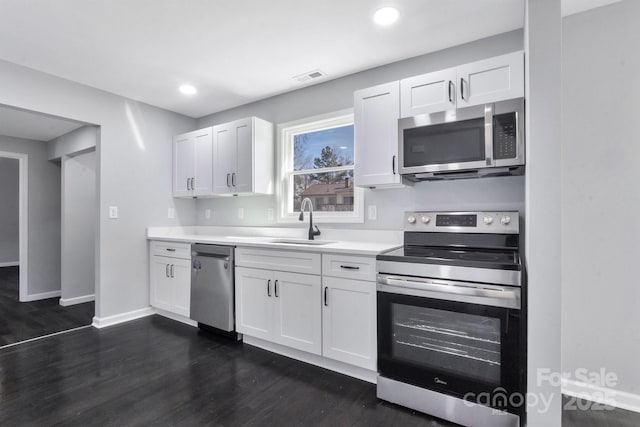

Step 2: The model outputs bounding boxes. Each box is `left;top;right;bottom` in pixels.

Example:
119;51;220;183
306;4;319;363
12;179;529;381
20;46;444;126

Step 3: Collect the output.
322;254;376;282
236;247;321;275
151;241;191;259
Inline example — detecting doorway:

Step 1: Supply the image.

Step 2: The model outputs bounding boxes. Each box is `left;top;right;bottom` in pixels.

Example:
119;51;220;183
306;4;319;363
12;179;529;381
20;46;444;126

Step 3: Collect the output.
0;106;96;346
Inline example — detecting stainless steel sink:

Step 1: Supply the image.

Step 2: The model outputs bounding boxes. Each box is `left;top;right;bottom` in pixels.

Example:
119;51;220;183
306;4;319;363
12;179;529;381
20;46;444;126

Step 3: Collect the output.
269;238;336;245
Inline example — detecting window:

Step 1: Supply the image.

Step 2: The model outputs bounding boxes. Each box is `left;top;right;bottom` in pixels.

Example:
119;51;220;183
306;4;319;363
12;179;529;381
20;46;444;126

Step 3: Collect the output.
278;110;363;223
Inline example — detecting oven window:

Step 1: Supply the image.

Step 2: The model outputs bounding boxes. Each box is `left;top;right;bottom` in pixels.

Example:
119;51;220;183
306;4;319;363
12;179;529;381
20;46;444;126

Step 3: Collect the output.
392;303;501;384
403;117;485;167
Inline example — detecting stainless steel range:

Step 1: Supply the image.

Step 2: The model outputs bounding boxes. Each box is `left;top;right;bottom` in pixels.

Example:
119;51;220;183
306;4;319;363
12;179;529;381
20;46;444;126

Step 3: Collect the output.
376;211;525;427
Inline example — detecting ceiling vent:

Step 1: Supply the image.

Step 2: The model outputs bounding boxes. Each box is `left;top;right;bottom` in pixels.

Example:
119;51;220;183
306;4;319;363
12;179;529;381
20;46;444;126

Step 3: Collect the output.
293;69;326;83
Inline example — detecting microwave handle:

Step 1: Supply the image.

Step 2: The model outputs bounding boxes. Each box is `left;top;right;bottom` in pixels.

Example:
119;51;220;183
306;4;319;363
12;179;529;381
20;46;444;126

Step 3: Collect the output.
484;103;495;166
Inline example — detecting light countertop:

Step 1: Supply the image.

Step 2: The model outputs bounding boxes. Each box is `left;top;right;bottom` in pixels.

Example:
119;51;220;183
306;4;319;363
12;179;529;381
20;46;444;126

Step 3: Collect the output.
147;226;402;256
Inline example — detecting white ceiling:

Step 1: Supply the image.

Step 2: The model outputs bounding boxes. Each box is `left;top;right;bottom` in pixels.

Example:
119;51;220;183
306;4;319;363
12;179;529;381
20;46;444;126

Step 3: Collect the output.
0;105;84;141
562;0;623;16
0;0;623;119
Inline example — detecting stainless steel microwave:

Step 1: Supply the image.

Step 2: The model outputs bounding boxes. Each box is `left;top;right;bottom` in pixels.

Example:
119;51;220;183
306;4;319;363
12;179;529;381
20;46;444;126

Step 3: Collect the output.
398;98;524;181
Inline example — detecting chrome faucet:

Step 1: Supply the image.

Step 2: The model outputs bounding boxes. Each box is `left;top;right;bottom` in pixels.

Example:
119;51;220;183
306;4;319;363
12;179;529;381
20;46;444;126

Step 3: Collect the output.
299;198;321;240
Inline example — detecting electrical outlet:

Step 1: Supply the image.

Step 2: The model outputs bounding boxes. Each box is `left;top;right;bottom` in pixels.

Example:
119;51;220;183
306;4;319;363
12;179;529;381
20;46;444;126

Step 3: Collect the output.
205;209;211;219
368;205;377;220
267;208;274;221
168;207;175;219
238;207;244;220
109;206;118;219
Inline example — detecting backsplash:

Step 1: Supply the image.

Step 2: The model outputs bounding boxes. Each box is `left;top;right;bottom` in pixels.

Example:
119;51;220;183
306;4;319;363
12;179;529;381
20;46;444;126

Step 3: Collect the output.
195;175;525;230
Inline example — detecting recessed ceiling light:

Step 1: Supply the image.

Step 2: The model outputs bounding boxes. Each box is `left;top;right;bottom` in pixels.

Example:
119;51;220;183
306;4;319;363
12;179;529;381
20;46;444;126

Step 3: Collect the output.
179;84;197;95
373;7;399;26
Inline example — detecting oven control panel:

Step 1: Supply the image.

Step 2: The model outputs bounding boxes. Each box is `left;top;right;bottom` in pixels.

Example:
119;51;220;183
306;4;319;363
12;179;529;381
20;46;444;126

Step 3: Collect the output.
405;211;519;234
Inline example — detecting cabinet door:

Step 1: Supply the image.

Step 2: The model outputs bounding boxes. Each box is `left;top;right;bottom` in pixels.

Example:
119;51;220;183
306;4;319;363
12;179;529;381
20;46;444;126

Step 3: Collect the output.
193;128;213;196
170;258;192;317
273;271;322;355
354;81;403;188
173;132;194;197
235;267;274;341
212;123;235;194
150;256;173;312
322;277;377;370
232;117;254;193
457;51;524;108
400;67;457;117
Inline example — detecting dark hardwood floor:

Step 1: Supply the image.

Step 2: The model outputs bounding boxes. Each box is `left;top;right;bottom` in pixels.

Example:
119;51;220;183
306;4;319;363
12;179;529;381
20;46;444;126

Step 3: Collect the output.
0;315;638;427
0;266;94;346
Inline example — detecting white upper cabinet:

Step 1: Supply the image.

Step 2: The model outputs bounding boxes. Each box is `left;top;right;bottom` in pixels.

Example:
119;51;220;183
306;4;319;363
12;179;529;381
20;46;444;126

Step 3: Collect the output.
173;127;213;197
354;81;404;188
457;51;524;108
398;50;524;116
400;68;457;117
212;117;274;195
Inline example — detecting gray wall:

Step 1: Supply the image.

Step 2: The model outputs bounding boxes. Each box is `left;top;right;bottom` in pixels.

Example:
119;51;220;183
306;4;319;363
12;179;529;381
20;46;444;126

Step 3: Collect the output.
61;149;96;302
525;0;562;424
194;30;525;229
0;58;197;319
0;157;19;264
49;125;98;160
562;0;640;396
0;135;61;295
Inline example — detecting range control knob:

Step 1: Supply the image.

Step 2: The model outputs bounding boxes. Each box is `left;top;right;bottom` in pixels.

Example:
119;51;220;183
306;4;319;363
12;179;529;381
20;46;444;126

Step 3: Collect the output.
407;215;417;224
501;216;512;225
421;216;430;224
483;216;494;225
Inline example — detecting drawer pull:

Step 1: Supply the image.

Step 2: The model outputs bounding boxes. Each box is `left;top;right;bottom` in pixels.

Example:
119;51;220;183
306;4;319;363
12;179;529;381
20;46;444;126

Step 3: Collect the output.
165;248;176;252
340;265;360;270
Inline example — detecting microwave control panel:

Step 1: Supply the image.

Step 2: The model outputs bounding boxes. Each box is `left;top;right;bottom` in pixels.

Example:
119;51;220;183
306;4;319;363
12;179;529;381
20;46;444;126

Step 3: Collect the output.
493;112;518;160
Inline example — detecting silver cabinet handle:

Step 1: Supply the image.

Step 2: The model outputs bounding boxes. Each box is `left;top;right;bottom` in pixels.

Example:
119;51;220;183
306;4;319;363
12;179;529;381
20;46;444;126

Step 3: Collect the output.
392;155;396;175
191;177;195;190
166;248;176;252
232;172;236;187
226;173;231;187
340;265;360;270
460;77;466;101
267;279;271;297
448;80;454;103
274;280;279;298
324;286;328;306
186;178;191;191
170;264;174;278
165;264;170;277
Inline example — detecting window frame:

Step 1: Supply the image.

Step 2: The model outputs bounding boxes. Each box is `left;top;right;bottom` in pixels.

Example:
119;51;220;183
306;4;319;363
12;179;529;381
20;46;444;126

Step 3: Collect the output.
276;109;364;223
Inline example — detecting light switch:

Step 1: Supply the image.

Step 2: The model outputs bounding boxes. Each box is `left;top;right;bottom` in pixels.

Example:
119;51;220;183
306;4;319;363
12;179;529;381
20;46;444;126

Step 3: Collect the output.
109;206;118;219
238;207;244;220
205;209;211;219
368;205;377;220
168;207;175;219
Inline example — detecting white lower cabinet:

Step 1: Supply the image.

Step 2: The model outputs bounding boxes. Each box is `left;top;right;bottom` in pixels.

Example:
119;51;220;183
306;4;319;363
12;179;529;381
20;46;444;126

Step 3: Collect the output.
321;276;377;370
150;242;191;317
236;266;322;355
235;248;377;376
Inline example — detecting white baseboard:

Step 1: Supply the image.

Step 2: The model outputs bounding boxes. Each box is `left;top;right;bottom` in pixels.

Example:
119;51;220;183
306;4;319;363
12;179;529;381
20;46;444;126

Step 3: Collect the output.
22;290;61;302
59;294;95;306
0;261;19;267
91;307;155;329
563;379;640;413
243;335;377;384
153;308;197;327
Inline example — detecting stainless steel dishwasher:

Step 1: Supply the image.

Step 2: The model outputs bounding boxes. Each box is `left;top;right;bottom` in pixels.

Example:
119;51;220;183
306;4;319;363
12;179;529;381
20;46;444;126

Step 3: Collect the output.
190;244;235;333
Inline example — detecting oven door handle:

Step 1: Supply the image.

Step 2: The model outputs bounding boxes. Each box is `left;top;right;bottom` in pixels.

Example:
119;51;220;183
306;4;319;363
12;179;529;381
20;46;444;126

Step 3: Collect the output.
377;275;520;309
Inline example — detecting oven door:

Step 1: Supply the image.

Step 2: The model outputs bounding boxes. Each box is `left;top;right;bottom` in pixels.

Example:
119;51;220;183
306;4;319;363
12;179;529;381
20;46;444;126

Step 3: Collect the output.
377;274;523;415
